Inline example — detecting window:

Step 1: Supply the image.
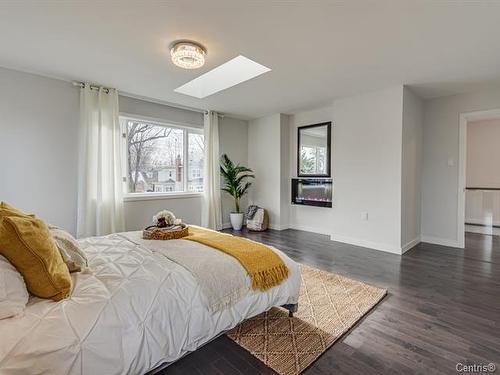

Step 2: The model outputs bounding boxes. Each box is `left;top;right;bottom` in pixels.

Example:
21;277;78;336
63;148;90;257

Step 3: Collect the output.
122;116;204;195
187;132;204;192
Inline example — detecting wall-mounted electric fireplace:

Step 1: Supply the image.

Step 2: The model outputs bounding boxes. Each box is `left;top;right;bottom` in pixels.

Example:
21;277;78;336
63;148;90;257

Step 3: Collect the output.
291;178;333;208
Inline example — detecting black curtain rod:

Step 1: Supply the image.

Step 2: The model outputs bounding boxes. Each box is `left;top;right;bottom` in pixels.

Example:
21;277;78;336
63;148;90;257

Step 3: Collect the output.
73;81;225;117
72;81;112;93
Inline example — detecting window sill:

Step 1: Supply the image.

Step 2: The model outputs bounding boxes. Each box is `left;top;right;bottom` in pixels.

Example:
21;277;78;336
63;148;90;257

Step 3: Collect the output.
123;192;203;202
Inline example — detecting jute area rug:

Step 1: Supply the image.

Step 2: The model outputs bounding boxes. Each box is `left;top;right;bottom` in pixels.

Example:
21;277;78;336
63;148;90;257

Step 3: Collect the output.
227;265;387;375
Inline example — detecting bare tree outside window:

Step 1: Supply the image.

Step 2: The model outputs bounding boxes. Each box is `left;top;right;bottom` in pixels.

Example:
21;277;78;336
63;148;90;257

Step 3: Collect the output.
124;118;204;194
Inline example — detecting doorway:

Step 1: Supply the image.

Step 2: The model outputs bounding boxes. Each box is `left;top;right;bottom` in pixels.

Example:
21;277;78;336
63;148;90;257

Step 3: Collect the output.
459;109;500;245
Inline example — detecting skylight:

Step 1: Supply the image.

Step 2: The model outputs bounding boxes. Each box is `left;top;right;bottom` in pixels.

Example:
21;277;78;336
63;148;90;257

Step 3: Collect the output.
174;55;271;99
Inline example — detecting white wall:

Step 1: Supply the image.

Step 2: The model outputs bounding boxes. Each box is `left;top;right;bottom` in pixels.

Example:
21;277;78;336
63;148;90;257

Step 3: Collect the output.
401;87;423;250
466;119;500;188
289;86;403;253
119;95;203;128
248;114;289;229
330;87;404;253
218;116;249;226
0;67;80;233
248;114;281;226
288;87;406;253
288;106;334;235
421;88;500;246
279;114;290;229
123;195;203;231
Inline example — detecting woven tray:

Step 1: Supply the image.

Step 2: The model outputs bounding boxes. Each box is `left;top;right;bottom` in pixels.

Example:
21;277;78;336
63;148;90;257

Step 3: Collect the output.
142;224;189;240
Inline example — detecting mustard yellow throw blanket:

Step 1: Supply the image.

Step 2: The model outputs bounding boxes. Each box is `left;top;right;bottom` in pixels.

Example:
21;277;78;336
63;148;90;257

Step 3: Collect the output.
185;227;289;291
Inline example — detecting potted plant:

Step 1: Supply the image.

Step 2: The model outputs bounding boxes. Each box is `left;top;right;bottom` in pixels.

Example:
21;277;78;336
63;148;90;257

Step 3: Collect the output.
220;154;255;230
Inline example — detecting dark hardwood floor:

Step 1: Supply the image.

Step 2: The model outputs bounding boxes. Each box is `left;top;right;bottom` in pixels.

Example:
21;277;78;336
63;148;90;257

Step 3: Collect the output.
159;229;500;375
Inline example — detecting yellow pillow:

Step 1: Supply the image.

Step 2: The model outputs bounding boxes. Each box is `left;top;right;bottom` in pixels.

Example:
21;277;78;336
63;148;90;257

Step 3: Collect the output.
0;201;33;218
0;215;72;301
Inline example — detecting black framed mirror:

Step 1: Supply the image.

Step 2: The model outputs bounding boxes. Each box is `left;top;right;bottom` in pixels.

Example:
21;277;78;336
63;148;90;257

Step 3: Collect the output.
297;122;331;177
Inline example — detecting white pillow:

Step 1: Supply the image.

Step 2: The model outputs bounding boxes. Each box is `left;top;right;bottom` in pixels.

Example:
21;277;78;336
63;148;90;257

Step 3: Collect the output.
0;255;29;319
49;226;88;273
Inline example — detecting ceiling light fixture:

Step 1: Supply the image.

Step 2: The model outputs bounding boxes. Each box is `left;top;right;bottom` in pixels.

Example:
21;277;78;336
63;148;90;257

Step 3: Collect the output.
170;41;206;69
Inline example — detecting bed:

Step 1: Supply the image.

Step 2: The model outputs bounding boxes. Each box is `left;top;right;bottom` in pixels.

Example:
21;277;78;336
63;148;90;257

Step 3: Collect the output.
0;231;301;375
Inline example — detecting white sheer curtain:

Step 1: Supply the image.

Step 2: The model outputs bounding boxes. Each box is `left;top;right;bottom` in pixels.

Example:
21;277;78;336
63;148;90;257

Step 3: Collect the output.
77;85;125;238
202;111;223;230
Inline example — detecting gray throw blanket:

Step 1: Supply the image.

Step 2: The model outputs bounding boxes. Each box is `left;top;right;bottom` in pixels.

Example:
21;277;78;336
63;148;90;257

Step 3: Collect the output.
119;231;249;312
246;205;260;220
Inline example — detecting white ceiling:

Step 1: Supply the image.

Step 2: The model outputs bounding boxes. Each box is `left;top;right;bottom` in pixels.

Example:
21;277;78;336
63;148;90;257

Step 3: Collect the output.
1;1;500;119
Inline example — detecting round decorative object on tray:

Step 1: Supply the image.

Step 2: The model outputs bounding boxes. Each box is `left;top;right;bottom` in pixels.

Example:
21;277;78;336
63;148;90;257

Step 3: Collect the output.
142;223;189;240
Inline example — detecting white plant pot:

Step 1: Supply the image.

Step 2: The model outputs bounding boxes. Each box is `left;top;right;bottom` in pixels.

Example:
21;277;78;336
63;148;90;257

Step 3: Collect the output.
230;213;244;230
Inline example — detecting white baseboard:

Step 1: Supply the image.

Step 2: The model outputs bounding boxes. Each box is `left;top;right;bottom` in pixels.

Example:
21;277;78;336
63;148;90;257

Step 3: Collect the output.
401;237;421;254
287;224;331;235
420;235;462;248
268;223;289;231
222;221;462;252
330;233;402;255
221;222;289;231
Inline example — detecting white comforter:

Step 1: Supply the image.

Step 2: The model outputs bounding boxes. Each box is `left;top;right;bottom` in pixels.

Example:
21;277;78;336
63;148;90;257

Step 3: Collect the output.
0;233;300;375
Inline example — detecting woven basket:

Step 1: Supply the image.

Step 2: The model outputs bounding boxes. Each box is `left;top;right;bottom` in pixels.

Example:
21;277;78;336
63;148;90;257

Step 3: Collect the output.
247;208;269;232
142;224;189;240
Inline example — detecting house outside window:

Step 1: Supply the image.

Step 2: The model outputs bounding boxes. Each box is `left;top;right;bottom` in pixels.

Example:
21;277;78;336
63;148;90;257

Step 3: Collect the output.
121;116;204;196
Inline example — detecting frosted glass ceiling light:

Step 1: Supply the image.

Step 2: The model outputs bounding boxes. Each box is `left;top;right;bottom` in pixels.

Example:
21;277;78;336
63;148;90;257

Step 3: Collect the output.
170;41;206;69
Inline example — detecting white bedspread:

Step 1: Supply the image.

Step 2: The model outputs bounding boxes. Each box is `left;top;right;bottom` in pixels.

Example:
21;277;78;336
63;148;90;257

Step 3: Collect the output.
0;233;300;375
120;231;250;313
